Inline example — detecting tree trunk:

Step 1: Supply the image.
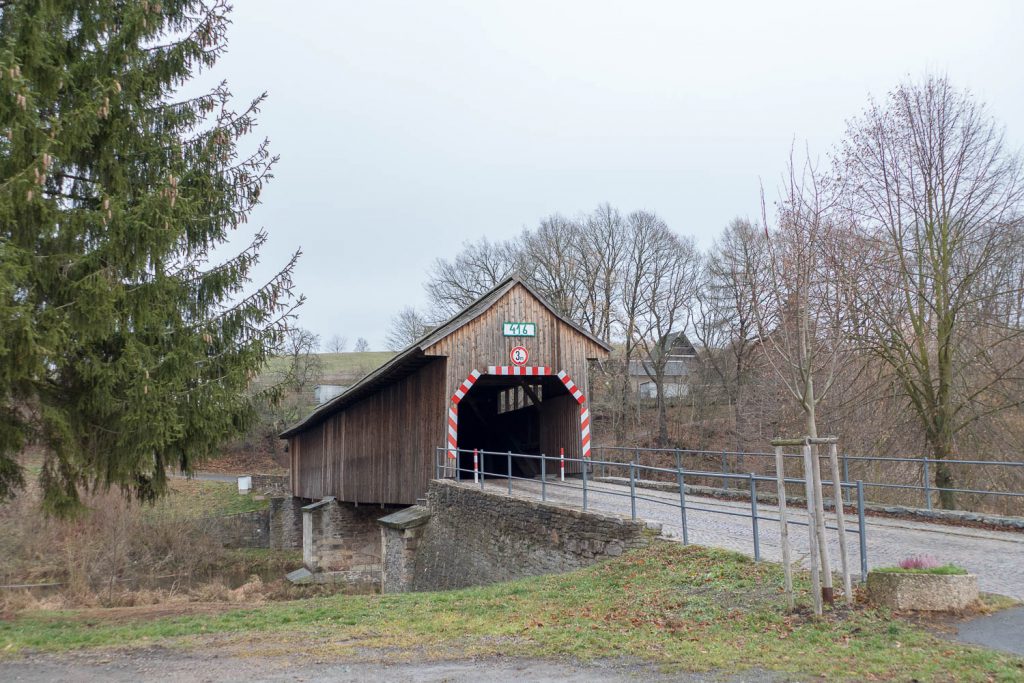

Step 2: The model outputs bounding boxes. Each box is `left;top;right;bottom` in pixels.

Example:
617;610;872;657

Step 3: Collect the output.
932;442;956;510
656;378;669;448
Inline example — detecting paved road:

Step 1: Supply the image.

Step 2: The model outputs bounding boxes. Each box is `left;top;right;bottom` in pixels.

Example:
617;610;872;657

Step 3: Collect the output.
479;477;1024;601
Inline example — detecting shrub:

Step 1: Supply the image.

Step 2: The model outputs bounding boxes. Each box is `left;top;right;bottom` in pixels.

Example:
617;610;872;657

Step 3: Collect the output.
898;554;941;570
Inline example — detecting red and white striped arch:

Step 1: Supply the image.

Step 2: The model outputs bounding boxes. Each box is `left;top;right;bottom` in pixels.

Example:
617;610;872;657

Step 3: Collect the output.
446;366;591;460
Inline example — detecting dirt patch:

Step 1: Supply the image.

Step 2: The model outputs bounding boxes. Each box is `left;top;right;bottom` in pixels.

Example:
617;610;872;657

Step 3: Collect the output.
59;601;250;625
0;646;784;682
200;449;287;475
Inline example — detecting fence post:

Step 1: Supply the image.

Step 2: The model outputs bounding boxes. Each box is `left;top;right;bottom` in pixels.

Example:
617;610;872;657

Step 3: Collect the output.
473;448;479;485
857;480;868;583
721;450;728;492
507;451;513;496
629;462;637;521
560;447;565;482
582;453;589;511
923;458;932;511
842;454;851;505
749;473;760;562
677;466;689;545
435;447;440;480
479;450;485;490
541;453;547;502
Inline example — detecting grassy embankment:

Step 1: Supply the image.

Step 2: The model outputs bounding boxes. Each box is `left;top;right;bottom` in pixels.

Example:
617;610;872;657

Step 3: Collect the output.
2;544;1021;681
260;351;395;384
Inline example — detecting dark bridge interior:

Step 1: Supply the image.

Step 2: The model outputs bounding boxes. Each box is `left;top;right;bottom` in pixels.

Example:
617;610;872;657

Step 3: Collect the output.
456;375;576;480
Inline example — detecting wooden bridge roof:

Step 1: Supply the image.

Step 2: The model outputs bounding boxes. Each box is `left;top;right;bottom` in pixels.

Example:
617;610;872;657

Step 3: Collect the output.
279;275;611;439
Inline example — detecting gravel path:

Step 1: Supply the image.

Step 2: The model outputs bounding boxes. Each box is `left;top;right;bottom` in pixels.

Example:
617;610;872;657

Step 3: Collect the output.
480;477;1024;600
0;649;781;682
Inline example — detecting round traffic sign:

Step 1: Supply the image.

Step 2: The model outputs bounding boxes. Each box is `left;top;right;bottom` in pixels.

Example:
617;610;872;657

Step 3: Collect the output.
510;346;529;366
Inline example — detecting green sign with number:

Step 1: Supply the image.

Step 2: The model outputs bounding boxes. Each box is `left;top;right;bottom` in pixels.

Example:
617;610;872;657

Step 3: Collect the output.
502;322;536;337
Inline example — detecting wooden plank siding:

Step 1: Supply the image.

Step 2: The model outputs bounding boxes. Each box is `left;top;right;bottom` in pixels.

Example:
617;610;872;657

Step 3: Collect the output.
424;283;607;403
291;358;447;503
539;393;585;473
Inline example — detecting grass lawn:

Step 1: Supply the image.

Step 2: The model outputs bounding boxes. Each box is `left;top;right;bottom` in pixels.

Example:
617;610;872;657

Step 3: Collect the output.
146;479;268;520
2;544;1021;681
262;351;395;382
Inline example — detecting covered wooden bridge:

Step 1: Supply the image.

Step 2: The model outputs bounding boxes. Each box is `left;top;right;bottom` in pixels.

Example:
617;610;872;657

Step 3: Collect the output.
280;276;611;505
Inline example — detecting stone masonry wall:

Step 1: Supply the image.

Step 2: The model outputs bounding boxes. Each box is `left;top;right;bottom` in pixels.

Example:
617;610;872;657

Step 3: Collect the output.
303;499;401;590
268;496;304;549
252;474;290;497
202;510;269;549
410;480;658;592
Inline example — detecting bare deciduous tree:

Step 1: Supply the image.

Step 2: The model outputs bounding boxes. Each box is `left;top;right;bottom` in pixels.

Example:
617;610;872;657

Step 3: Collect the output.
325;334;348;353
424;237;518;317
840;76;1024;507
353;337;370;353
578;203;627;341
519;214;585;320
385;306;431;351
631;228;701;447
693;218;771;449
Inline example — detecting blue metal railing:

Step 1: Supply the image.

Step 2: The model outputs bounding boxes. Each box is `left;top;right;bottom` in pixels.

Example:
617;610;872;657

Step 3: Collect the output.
434;446;870;581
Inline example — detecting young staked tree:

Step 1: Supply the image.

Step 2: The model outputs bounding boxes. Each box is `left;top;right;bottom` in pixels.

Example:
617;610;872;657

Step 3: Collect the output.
754;152;848;444
0;2;300;513
840;77;1024;508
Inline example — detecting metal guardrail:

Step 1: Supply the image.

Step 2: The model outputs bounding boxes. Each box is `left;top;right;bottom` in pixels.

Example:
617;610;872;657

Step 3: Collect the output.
591;446;1024;514
434;447;869;582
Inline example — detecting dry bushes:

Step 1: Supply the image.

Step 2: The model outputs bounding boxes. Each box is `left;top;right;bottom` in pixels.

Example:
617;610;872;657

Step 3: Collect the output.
0;482;226;610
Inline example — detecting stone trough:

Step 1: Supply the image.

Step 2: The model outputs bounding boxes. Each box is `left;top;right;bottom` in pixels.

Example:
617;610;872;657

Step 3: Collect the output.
867;571;979;611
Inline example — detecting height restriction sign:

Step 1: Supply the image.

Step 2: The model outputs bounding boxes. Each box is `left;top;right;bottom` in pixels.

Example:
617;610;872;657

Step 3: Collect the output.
509;346;529;366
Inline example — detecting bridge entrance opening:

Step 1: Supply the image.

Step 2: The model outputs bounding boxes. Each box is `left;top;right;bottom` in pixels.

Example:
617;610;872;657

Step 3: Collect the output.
455;374;581;480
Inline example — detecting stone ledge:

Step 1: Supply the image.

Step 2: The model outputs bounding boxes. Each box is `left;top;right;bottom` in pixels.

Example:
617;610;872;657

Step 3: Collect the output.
378;505;431;530
302;497;335;512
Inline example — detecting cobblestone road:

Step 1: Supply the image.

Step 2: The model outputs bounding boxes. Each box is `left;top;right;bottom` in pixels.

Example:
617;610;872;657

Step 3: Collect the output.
477;477;1024;600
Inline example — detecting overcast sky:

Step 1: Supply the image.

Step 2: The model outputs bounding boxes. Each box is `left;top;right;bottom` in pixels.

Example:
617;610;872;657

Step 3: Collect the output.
207;1;1024;349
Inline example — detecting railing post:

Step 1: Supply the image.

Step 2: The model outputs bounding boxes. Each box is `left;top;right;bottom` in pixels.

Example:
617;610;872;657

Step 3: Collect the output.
582;453;589;511
507;451;513;496
721;450;728;492
749;473;760;562
842;453;851;505
473;448;479;485
857;480;868;583
479;450;485;490
677;466;689;545
435;447;440;480
629;462;637;520
560;447;565;482
541;453;547;502
923;457;932;511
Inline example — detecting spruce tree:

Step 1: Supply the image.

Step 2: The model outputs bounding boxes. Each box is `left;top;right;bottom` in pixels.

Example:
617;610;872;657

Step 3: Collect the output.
0;1;300;514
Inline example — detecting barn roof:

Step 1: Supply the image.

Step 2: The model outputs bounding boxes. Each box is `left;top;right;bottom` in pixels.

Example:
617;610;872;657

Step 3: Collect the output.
279;275;612;438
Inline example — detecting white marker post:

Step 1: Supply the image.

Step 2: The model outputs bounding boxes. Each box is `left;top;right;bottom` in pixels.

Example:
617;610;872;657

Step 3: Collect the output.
473;448;479;484
560;447;565;482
